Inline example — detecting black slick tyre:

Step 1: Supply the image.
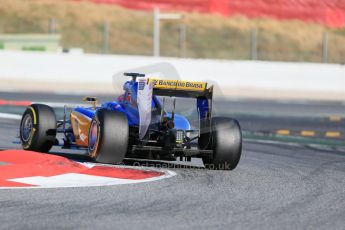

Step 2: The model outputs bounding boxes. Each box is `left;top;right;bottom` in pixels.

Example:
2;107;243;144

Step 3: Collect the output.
201;117;242;170
20;104;57;153
88;109;129;164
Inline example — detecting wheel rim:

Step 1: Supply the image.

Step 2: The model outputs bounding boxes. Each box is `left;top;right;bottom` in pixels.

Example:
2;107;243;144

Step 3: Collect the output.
89;120;99;152
21;114;33;142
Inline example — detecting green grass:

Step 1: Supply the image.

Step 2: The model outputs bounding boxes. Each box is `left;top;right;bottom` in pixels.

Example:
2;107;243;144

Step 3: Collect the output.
22;46;46;51
244;131;345;147
0;0;345;63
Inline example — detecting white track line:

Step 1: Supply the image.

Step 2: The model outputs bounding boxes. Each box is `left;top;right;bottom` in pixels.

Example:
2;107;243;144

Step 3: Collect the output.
33;102;89;108
1;167;176;189
0;113;21;120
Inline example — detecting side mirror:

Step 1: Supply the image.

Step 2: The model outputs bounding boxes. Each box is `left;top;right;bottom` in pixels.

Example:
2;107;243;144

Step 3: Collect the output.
83;96;98;110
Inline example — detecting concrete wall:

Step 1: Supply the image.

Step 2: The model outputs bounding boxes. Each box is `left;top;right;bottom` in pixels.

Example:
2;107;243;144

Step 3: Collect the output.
1;50;345;101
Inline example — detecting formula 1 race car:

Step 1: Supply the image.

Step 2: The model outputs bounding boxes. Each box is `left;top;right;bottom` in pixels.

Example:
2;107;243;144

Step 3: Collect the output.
19;73;242;170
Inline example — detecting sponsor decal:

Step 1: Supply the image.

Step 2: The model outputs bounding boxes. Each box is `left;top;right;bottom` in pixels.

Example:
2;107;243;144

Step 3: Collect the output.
138;80;146;90
137;78;153;139
148;79;206;91
0;150;175;189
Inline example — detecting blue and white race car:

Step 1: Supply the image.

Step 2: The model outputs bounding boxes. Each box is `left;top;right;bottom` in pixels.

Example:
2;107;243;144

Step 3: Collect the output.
19;73;242;170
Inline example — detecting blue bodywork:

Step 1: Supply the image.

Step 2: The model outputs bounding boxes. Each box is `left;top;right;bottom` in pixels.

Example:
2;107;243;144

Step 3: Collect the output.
72;80;207;131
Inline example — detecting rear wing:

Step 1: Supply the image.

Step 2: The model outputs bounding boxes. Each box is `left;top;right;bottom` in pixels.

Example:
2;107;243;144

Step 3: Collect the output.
148;79;213;99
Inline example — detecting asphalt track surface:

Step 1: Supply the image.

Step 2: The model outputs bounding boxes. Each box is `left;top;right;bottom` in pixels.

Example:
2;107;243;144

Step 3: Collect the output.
1;91;345;136
1;93;345;229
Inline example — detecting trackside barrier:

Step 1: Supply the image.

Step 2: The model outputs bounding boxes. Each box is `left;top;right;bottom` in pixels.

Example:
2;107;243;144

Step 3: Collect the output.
78;0;345;28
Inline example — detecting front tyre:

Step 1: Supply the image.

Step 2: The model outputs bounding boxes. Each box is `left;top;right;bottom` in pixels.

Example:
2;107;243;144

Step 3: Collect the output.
202;117;242;170
88;109;129;164
20;104;57;153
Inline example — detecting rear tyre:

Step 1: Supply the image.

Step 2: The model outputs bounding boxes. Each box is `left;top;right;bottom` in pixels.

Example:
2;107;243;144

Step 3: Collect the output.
20;104;57;153
201;117;242;170
88;109;129;164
